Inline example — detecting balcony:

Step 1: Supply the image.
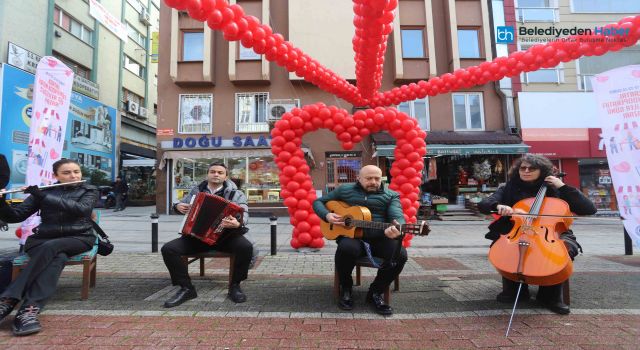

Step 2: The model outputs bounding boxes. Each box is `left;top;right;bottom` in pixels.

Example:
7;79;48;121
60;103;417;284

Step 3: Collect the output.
517;7;559;23
523;67;563;84
577;74;595;91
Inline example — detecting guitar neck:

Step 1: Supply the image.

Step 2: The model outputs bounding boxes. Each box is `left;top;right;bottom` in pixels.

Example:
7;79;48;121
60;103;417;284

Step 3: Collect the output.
350;219;396;231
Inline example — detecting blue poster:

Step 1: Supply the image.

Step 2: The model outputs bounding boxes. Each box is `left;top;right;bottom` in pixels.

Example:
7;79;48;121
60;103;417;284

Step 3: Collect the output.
0;64;117;189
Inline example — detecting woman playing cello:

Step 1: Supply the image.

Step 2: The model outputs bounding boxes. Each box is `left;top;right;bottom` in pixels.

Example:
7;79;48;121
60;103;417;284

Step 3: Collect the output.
478;154;596;314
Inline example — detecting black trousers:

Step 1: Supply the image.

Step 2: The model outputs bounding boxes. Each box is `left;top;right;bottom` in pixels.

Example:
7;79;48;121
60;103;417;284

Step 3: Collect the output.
161;233;252;289
335;237;407;294
1;237;91;308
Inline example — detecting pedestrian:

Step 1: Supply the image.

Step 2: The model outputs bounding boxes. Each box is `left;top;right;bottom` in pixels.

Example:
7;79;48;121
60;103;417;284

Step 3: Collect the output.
478;154;596;314
313;165;407;316
112;176;128;211
0;159;98;335
161;162;253;306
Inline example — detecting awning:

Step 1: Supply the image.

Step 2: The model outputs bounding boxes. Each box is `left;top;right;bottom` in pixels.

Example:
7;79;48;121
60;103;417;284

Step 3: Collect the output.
123;159;156;167
375;143;530;157
159;147;314;169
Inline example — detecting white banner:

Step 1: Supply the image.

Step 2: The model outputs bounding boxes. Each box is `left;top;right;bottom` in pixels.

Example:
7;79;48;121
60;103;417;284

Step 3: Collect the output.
592;65;640;248
89;0;128;43
21;57;74;243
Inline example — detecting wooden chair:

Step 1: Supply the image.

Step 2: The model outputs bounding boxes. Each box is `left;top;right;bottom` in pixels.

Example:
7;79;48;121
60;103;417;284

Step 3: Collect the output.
12;238;98;300
181;251;235;289
333;256;400;304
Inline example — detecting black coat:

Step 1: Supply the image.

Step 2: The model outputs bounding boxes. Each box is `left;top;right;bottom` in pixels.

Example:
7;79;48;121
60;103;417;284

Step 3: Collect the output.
478;178;596;241
0;183;98;251
0;154;9;189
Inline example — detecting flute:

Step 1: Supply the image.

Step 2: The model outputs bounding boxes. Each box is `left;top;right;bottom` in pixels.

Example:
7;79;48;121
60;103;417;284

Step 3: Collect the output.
0;180;86;195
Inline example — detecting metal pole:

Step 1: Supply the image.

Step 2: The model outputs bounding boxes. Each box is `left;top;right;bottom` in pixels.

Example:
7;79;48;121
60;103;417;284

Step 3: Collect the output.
151;213;159;253
270;215;277;255
624;228;633;255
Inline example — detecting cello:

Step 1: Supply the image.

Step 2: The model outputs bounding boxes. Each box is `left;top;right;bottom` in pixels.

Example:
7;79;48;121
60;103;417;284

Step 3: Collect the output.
488;179;574;287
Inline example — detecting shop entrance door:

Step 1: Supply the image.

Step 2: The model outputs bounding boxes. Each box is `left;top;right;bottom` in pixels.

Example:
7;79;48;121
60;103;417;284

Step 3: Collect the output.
326;157;361;193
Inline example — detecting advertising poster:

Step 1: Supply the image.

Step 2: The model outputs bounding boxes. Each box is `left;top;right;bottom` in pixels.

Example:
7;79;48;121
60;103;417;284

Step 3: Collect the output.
0;64;117;192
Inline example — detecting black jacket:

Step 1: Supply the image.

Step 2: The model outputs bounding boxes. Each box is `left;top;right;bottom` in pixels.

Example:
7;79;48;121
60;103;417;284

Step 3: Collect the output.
0;154;9;189
0;183;98;250
478;178;596;240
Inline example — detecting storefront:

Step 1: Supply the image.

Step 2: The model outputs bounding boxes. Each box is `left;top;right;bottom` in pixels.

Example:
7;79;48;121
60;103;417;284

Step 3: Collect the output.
372;132;529;205
523;127;617;213
159;135;314;212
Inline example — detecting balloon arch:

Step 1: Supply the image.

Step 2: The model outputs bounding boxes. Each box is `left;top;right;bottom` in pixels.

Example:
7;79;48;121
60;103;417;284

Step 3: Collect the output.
163;0;640;249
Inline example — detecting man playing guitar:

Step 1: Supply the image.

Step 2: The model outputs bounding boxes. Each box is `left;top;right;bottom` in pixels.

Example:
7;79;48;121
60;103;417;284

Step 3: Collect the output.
313;165;406;315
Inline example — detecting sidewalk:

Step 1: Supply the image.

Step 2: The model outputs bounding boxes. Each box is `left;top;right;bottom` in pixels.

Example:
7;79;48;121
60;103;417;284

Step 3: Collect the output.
0;206;637;349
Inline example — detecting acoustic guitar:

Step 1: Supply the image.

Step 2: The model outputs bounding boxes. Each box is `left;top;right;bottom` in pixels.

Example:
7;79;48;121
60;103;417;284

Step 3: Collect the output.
320;200;430;240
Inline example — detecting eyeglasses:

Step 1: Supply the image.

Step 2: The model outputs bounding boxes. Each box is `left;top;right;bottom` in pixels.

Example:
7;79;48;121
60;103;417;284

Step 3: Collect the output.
519;166;539;172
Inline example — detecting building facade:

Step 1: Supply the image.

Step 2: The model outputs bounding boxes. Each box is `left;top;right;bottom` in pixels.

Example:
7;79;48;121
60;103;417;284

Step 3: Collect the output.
156;0;529;214
504;0;640;214
0;0;159;204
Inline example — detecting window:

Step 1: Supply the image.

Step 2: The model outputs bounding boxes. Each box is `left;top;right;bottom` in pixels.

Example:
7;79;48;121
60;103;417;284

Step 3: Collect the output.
452;93;484;130
178;94;213;134
398;98;430;131
457;29;481;58
124;55;145;77
239;44;261;60
571;0;640;13
401;29;425;58
517;0;558;22
520;44;563;83
127;23;146;47
54;7;93;45
577;46;640;91
53;53;91;79
182;31;204;61
122;89;144;111
236;92;269;133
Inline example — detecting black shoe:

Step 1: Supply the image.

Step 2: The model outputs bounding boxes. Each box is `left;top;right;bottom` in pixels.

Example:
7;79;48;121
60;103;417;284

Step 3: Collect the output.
543;300;570;315
496;289;530;304
366;290;393;316
338;286;353;311
163;286;197;308
0;297;18;323
228;283;247;303
12;305;41;336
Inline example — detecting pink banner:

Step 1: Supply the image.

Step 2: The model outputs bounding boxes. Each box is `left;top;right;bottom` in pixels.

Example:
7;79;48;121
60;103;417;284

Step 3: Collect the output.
21;57;74;244
592;65;640;248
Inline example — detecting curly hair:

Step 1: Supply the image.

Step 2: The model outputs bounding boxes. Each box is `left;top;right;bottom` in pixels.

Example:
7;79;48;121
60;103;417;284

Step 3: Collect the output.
507;154;554;181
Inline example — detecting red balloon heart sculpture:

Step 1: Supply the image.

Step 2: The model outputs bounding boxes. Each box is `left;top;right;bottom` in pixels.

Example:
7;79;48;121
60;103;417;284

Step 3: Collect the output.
163;0;640;248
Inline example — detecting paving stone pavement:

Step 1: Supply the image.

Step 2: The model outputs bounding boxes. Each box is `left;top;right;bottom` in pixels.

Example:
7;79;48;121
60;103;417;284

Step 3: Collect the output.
0;207;638;349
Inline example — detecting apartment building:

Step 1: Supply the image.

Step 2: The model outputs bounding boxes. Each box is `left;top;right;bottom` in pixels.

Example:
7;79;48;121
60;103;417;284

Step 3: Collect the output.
0;0;159;204
501;0;640;213
156;0;529;214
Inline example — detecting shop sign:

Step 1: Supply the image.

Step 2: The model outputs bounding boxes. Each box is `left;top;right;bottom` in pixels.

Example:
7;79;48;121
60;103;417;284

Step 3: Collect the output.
7;42;100;99
162;135;271;149
326;152;361;158
157;128;174;136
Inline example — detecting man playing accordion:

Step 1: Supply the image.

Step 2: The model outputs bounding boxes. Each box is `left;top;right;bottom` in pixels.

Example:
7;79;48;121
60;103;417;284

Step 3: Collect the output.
161;162;253;306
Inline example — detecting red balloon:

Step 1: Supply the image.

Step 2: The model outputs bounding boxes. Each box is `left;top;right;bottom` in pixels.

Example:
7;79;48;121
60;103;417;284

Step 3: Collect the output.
294;210;309;221
310;238;325;248
290;238;301;249
297;221;311;233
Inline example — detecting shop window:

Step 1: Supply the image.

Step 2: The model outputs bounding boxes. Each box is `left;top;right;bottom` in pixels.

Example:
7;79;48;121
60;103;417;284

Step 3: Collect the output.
326;158;361;193
235;92;269;133
457;29;481;59
182;31;204;61
178;94;213;134
452;93;484;131
579;159;618;212
247;156;280;203
398;98;429;131
401;28;425;58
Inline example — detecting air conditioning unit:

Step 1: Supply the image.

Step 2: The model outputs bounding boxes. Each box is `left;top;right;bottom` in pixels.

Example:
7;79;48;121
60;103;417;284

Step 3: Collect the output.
267;99;300;123
138;107;148;119
127;100;139;115
139;9;151;26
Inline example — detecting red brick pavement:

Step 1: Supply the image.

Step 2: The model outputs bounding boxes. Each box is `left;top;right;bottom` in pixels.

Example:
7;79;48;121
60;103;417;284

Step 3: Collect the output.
0;314;637;349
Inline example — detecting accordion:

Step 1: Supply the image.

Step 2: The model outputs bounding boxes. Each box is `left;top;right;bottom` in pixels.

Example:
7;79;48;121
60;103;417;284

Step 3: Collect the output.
179;192;244;245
